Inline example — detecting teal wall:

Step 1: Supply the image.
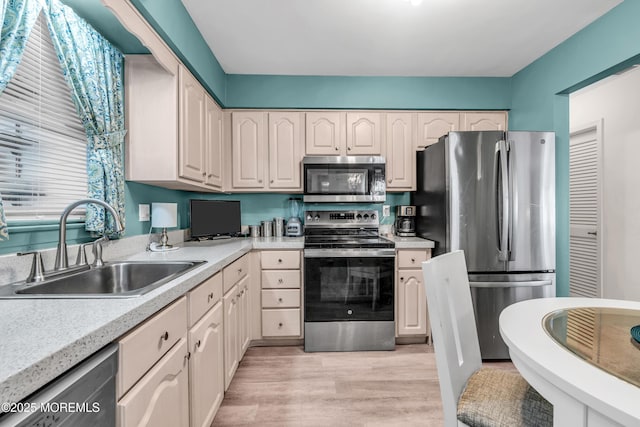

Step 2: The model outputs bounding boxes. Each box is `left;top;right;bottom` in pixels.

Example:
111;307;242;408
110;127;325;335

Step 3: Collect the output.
509;0;640;296
128;0;227;105
225;75;511;110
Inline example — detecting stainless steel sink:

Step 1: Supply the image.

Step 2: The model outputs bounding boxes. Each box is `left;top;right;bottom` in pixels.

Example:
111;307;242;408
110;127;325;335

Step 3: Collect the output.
0;261;206;299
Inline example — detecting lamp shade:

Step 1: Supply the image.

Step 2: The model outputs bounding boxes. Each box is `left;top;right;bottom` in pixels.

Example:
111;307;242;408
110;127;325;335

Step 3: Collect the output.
152;203;178;228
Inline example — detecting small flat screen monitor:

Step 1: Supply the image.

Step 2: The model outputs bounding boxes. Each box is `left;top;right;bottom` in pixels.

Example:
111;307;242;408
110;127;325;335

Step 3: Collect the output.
190;200;241;239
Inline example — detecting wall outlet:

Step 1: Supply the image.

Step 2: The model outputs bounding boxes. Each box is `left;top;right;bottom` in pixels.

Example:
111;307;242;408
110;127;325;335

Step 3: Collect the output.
382;205;390;217
138;204;150;221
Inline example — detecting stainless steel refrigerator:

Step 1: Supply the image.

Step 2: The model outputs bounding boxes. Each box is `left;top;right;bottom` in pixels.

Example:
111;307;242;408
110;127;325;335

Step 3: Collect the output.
412;131;556;359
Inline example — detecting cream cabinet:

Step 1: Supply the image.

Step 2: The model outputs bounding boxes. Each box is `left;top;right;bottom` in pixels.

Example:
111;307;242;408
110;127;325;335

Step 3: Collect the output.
416;112;460;150
462;111;507;131
306;111;381;156
222;253;252;390
187;273;224;427
223;284;239;391
416;111;508;149
260;250;302;338
231;111;303;191
396;250;431;338
384;113;415;191
117;297;190;427
125;56;224;192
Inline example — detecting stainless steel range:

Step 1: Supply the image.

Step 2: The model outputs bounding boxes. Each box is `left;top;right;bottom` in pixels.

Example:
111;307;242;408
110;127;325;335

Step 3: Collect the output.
303;210;396;352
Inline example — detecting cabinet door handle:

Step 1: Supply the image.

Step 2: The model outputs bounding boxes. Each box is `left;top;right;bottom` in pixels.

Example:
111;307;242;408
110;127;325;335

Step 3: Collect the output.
196;340;201;349
161;331;169;341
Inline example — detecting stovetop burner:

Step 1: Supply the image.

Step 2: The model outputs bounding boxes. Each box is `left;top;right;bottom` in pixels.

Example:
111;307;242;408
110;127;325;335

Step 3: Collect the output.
303;210;395;249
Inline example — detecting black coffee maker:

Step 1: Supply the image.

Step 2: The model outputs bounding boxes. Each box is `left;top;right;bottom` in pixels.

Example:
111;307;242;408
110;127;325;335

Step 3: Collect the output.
395;205;416;237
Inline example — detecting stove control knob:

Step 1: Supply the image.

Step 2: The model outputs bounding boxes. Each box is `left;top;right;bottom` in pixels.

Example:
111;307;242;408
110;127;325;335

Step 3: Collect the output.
306;214;312;221
356;214;362;220
363;214;369;220
370;213;377;220
314;215;320;222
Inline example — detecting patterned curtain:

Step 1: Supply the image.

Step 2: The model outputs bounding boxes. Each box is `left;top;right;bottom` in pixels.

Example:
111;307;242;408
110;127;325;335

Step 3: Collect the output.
44;0;126;236
0;0;43;241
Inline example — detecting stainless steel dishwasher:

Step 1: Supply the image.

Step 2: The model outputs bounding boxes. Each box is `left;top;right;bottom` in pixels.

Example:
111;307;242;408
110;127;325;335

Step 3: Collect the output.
0;343;117;427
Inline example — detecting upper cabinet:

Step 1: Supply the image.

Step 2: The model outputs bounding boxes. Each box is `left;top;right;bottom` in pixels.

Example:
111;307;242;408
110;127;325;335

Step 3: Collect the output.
461;112;507;131
231;111;303;192
305;112;345;155
416;112;460;150
306;112;381;156
385;113;415;191
416;111;507;149
125;57;224;192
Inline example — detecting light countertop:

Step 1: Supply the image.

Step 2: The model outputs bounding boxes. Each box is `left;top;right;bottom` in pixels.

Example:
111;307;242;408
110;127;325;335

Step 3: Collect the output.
0;234;432;405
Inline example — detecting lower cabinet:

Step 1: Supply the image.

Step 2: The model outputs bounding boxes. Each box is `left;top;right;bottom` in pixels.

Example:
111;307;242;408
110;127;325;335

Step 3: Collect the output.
188;302;224;427
396;249;431;339
223;283;239;390
259;250;302;339
117;338;190;427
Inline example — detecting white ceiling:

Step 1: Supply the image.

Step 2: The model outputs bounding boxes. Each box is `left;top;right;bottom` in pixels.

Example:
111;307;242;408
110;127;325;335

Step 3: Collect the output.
181;0;622;77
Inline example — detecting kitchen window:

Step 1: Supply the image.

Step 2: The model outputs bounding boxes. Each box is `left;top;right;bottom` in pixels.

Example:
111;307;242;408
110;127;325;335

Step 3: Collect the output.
0;12;87;221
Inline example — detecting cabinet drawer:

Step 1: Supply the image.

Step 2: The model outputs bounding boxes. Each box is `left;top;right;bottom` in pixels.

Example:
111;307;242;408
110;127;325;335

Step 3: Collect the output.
118;297;187;398
188;272;222;327
223;254;249;293
261;270;301;289
261;309;301;337
261;251;300;269
262;289;300;308
397;250;430;269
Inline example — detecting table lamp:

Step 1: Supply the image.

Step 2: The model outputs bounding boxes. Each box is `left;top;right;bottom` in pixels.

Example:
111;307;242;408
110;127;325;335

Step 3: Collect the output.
152;203;178;251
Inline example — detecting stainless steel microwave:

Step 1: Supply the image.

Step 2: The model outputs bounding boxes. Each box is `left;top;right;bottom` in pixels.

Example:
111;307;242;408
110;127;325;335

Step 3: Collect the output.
302;156;386;203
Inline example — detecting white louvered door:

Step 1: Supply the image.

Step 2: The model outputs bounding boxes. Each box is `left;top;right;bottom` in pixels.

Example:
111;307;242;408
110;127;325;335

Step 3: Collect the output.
569;121;603;297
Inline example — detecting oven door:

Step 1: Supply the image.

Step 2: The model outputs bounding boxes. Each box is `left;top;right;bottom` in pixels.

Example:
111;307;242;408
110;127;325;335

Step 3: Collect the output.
303;156;386;203
304;249;395;322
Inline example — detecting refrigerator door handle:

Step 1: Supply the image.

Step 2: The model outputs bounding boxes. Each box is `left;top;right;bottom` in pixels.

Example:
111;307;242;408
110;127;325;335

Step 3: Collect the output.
496;140;510;261
469;280;553;288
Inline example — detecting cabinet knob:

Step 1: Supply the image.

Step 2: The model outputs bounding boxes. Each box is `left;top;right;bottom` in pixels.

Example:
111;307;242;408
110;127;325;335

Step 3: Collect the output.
270;180;274;184
347;146;351;151
411;258;416;263
258;179;263;183
202;171;206;176
278;259;282;263
278;278;283;284
196;340;201;348
388;179;393;183
207;292;214;302
161;331;169;341
185;352;191;362
335;146;339;151
278;298;283;303
400;277;404;282
207;173;213;178
278;322;283;328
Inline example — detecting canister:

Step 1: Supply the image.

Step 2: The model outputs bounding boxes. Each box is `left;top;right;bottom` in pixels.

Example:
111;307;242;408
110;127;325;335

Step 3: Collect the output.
261;220;273;237
249;225;260;238
273;217;285;237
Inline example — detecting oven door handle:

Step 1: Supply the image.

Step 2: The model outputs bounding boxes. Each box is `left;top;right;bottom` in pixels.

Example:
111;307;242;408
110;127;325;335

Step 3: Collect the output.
304;249;396;258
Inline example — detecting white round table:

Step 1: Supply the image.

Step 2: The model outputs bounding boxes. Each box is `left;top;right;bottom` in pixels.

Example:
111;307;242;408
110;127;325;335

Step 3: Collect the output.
499;297;640;427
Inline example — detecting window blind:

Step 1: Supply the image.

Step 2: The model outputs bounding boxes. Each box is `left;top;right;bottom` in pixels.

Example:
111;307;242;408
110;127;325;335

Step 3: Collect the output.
0;12;88;220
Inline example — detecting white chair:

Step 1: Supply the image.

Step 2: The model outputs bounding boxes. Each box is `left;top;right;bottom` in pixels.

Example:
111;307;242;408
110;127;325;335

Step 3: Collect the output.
422;251;553;427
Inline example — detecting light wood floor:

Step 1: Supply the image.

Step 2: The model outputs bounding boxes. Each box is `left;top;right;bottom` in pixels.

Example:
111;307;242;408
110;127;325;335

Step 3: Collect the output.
212;344;515;426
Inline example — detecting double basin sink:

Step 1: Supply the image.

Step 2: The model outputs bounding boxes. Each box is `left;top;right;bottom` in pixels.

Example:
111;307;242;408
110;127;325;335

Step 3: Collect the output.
0;260;205;299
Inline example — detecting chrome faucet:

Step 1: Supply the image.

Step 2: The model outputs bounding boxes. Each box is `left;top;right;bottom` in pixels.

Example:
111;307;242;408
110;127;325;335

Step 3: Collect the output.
54;199;124;271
